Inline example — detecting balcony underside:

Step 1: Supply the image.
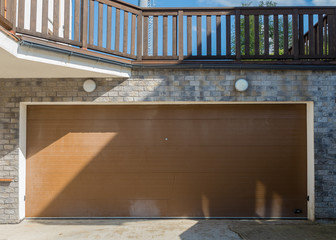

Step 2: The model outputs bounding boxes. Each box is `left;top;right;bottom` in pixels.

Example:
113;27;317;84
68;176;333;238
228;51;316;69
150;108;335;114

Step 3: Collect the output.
0;28;131;79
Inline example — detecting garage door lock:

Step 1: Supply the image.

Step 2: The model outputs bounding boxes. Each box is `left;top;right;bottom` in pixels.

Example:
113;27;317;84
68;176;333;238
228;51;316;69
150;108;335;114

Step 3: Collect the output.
294;209;303;214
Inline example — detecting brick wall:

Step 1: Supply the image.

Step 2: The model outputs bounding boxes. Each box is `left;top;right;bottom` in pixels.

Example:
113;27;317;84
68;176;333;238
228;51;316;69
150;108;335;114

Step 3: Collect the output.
0;68;335;223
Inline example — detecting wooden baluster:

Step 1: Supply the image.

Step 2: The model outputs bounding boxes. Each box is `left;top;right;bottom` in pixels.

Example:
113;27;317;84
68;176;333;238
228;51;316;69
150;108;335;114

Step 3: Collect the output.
9;0;16;31
324;16;327;55
235;10;241;60
107;6;112;50
274;14;279;56
143;16;148;56
299;13;304;56
283;14;288;56
74;0;80;41
334;10;336;56
187;15;192;56
64;0;70;39
17;0;25;29
137;11;143;60
0;0;4;17
42;0;48;34
7;0;10;20
115;8;120;51
123;11;129;53
216;15;221;56
53;0;59;37
308;14;314;56
264;15;269;56
89;0;94;45
245;15;249;56
315;25;318;55
30;0;37;32
317;14;323;56
178;10;183;60
328;16;331;55
81;0;88;48
98;3;103;47
197;15;201;56
254;15;259;56
206;15;211;56
329;11;336;56
163;16;168;56
131;14;136;55
226;15;231;56
153;16;158;56
293;10;299;59
173;15;177;57
6;0;10;20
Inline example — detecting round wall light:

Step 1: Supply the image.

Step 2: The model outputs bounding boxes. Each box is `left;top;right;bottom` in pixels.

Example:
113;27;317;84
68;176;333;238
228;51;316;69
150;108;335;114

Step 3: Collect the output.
83;79;96;93
235;79;249;92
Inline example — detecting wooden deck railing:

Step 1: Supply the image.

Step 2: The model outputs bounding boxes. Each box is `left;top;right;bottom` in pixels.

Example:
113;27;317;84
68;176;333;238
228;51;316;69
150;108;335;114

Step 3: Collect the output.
289;15;332;57
142;7;336;61
0;0;15;30
1;0;336;63
303;15;329;56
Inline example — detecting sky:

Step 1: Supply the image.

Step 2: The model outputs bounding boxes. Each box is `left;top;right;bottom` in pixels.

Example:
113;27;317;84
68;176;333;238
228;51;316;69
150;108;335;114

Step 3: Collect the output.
124;0;336;7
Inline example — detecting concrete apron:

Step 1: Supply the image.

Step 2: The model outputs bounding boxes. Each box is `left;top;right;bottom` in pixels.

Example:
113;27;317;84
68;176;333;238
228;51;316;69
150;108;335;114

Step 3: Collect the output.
0;220;336;240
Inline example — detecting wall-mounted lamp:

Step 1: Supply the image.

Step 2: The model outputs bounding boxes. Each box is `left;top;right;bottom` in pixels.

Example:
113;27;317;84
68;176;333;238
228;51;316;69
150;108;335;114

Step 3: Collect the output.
235;79;249;92
83;79;96;93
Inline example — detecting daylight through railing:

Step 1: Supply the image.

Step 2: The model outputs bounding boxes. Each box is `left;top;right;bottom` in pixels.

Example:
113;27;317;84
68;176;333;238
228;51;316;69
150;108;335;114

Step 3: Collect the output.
3;0;336;62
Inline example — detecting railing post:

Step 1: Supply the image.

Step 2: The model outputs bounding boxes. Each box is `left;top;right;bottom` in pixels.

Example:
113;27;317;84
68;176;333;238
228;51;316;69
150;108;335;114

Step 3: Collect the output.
17;0;24;30
0;0;5;17
7;0;16;32
0;0;15;32
178;10;184;61
235;9;241;60
81;0;88;49
137;10;143;61
12;0;16;32
293;9;299;60
331;9;336;57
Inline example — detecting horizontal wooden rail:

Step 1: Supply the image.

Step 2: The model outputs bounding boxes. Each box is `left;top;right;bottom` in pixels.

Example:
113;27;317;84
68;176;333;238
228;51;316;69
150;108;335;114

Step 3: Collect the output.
3;0;335;63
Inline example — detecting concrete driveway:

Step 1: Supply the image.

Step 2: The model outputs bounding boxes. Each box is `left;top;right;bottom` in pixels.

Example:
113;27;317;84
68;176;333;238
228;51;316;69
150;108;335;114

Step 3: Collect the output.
0;219;336;240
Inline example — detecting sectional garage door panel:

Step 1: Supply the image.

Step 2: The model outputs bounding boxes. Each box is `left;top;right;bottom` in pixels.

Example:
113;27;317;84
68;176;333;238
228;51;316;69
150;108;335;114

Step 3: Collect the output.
26;104;307;218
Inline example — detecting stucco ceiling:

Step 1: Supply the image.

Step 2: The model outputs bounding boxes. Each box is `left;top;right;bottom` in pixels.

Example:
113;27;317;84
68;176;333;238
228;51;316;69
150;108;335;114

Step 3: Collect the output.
0;31;131;79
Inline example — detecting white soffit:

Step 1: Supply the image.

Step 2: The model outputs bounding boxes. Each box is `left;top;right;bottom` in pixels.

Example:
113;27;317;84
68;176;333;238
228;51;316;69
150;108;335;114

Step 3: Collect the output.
0;31;131;79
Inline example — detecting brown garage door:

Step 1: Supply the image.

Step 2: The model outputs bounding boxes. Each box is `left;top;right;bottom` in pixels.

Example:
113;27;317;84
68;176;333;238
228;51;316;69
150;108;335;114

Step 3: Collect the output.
26;104;307;218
